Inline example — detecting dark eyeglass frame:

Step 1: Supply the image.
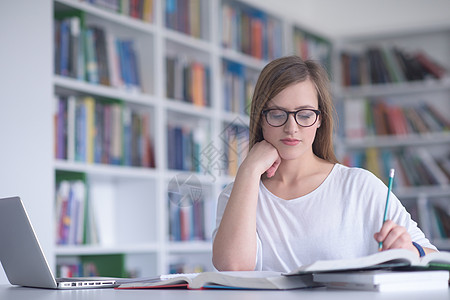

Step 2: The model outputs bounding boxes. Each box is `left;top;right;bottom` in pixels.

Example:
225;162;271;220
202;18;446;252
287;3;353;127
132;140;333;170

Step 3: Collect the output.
262;108;321;127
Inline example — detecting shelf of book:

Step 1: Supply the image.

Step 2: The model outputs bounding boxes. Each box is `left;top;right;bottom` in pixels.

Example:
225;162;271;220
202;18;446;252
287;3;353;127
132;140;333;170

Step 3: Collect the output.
220;0;283;61
336;28;450;249
52;0;164;278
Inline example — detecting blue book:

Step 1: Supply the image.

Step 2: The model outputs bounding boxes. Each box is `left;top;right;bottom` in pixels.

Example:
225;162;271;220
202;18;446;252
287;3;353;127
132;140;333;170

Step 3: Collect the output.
85;28;99;84
59;19;70;76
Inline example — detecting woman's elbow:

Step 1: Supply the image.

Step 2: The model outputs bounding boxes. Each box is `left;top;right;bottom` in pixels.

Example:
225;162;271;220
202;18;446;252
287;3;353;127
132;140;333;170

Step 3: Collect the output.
212;253;256;271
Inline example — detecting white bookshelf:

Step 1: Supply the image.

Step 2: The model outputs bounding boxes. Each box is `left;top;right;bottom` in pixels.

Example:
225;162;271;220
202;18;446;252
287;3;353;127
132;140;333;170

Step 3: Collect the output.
334;28;450;248
48;0;293;277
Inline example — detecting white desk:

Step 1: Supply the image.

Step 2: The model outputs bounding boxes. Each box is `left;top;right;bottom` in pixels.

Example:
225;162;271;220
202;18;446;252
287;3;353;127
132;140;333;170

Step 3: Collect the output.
1;284;449;300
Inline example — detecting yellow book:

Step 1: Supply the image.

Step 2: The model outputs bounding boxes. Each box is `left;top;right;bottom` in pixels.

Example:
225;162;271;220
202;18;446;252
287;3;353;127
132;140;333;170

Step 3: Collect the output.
84;97;95;164
366;147;381;179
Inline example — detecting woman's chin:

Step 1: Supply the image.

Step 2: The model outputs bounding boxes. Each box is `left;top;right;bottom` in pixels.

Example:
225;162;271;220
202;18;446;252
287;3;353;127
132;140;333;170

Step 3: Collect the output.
278;151;302;161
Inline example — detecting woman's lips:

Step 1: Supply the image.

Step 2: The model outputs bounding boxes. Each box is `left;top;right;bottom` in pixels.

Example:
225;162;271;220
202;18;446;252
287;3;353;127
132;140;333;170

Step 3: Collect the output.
281;138;300;146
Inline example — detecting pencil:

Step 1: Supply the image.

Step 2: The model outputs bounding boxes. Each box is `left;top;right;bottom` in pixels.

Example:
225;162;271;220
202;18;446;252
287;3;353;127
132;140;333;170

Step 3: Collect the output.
379;168;395;251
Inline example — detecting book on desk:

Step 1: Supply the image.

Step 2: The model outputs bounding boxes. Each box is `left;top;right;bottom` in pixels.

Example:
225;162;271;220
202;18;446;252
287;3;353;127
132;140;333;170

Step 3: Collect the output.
116;249;450;291
116;271;318;290
313;270;449;292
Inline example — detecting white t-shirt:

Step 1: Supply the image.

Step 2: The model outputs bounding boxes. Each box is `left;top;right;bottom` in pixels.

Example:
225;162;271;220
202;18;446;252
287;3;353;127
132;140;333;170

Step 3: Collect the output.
212;164;436;273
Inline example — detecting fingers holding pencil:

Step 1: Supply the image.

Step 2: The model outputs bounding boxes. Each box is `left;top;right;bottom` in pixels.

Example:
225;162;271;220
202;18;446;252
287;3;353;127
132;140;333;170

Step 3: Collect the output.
374;220;417;253
374;220;410;250
378;168;395;251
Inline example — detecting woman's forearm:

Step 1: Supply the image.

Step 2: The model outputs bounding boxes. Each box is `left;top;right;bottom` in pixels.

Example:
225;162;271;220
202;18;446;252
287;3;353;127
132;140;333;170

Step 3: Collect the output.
212;166;261;271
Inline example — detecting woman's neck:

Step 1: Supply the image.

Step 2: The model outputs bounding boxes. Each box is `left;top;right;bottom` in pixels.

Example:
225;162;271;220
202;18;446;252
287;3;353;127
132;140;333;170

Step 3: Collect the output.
269;153;327;184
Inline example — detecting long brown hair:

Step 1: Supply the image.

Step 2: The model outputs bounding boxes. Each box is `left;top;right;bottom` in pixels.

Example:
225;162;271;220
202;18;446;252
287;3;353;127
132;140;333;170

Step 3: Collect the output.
248;56;338;163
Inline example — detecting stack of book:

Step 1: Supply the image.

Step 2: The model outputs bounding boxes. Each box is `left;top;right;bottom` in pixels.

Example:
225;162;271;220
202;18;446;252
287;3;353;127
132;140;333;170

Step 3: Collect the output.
313;270;449;292
115;249;450;291
291;249;450;292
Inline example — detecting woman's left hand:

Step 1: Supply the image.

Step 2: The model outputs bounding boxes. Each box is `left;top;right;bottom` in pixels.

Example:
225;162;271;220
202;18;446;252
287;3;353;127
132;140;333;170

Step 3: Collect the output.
374;220;418;254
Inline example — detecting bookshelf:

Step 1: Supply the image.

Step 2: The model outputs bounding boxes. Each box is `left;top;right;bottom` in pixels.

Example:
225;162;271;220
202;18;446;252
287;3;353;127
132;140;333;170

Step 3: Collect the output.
334;28;450;249
1;0;448;284
49;0;294;277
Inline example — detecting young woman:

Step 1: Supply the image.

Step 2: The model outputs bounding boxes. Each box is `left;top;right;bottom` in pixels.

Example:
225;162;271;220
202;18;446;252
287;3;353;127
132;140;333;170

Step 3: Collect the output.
212;56;436;272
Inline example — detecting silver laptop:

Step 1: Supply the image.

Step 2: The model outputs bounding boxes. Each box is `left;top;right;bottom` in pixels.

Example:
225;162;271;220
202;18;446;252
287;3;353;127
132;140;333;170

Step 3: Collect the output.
0;196;118;289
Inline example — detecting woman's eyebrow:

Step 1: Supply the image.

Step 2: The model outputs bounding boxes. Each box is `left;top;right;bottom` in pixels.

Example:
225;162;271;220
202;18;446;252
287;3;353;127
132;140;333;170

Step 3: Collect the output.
265;104;316;110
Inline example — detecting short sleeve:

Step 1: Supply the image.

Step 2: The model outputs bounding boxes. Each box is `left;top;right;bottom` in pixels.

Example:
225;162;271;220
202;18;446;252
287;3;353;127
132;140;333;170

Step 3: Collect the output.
211;182;234;242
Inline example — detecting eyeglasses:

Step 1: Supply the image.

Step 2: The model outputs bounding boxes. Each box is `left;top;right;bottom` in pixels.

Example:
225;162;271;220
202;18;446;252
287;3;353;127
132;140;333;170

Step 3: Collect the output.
262;108;321;127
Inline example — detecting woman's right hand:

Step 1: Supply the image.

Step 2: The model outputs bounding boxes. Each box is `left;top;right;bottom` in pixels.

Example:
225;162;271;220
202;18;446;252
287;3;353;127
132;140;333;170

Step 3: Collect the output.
242;140;281;178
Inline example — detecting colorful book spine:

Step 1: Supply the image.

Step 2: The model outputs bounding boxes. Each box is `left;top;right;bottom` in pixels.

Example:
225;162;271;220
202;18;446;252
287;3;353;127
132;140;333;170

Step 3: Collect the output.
343;148;450;188
221;1;283;60
54;12;144;92
221;123;249;176
293;27;332;74
222;60;257;115
85;0;154;23
168;194;208;242
166;56;210;107
341;46;448;86
55;171;88;245
165;0;204;39
343;98;449;138
54;11;85;81
54;95;155;168
167;124;208;172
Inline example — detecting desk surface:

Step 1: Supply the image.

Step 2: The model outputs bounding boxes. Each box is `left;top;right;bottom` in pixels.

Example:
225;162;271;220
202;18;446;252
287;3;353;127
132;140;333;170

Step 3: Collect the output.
1;284;450;300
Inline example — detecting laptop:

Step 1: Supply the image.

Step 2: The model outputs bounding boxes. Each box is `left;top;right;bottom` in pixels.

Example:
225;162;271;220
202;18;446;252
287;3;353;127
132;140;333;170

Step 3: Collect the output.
0;196;118;289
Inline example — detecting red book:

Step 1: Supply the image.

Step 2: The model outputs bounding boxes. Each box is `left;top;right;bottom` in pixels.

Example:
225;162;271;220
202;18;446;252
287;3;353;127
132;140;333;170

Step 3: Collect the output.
251;18;263;59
